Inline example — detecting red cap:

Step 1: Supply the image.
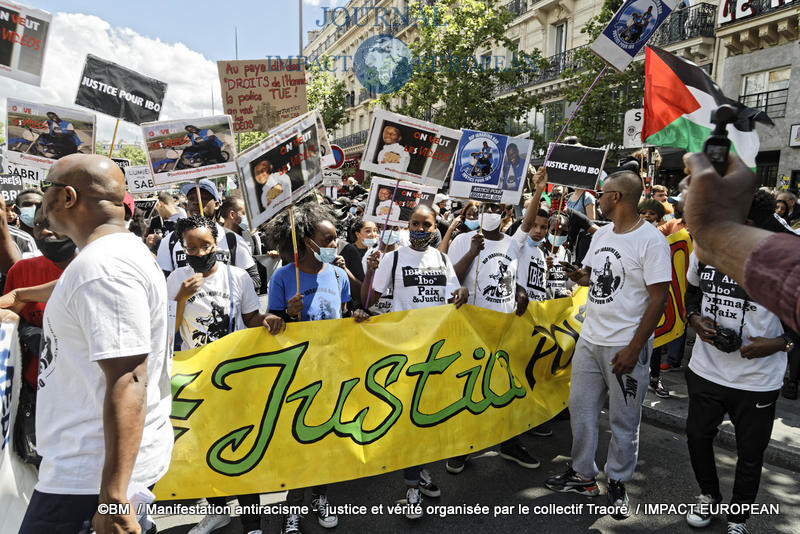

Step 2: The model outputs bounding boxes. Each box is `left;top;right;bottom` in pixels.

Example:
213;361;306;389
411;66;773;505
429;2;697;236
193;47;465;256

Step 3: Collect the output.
123;192;135;219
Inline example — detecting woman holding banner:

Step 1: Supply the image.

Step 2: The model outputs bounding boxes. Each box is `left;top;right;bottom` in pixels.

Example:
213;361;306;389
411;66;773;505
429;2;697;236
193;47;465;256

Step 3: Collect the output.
357;204;468;518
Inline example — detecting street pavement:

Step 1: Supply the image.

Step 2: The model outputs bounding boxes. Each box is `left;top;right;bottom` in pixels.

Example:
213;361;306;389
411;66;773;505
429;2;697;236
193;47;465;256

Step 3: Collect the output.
154;412;800;534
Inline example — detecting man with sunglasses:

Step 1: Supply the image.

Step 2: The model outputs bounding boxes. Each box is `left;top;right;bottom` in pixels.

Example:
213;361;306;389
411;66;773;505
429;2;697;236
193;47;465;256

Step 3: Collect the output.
545;170;670;521
15;154;173;534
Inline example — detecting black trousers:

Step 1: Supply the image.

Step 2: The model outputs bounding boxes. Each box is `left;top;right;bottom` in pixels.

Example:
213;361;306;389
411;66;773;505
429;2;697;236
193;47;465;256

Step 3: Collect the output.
685;369;779;523
206;495;261;530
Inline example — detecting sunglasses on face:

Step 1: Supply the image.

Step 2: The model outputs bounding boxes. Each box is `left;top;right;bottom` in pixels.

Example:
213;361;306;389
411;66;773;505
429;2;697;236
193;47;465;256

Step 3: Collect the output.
41;179;79;193
596;190;621;199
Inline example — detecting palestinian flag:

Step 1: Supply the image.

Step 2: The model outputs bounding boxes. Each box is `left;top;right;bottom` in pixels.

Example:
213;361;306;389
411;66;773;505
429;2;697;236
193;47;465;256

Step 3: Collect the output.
643;46;772;168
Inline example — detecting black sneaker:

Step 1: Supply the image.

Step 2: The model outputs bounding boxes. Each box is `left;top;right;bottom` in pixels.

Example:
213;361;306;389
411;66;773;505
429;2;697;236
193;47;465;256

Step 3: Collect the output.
529;423;553;437
499;443;540;469
649;378;670;399
419;468;441;497
281;514;302;534
310;494;338;528
544;468;600;496
446;454;469;474
607;479;630;520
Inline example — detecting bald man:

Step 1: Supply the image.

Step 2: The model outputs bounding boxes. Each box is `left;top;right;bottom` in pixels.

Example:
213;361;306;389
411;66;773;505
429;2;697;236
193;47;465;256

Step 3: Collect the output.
545;170;670;520
16;154;172;534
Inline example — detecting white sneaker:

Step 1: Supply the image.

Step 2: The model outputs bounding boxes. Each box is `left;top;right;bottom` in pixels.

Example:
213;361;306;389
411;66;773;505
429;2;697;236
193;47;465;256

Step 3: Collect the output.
686;494;718;528
187;513;231;534
246;531;262;534
727;522;749;534
404;487;423;519
310;494;338;528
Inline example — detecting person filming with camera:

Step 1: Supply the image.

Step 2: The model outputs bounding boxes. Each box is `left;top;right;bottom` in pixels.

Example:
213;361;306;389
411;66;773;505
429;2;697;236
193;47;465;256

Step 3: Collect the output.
682;190;798;534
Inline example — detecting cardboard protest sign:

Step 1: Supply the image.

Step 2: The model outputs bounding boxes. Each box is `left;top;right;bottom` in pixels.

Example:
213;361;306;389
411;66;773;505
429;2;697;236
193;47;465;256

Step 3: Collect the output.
0;2;51;86
364;177;437;228
125;165;168;195
218;58;307;133
360;110;462;188
0;173;23;203
543;143;608;190
5;159;44;187
322;169;342;187
236;113;322;228
449;130;533;204
134;198;158;219
590;0;679;72
75;54;167;124
6;98;95;168
623;108;645;148
269;110;334;168
142;116;236;185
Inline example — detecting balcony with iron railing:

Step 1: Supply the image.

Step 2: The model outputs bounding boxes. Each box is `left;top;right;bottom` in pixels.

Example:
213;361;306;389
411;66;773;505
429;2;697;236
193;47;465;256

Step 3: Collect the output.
333;129;369;148
493;45;587;96
648;3;716;47
506;0;528;18
739;88;789;118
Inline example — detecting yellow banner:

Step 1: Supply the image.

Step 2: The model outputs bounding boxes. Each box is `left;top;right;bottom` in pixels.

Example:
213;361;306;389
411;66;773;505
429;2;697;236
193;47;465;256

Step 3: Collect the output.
653;229;693;348
155;290;587;500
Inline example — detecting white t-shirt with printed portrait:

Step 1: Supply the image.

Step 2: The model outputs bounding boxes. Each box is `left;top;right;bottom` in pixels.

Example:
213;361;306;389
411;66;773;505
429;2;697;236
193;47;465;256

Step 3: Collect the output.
448;230;520;313
512;227;547;302
372;246;461;311
166;264;261;350
580;221;671;346
362;246;394;315
686;252;787;391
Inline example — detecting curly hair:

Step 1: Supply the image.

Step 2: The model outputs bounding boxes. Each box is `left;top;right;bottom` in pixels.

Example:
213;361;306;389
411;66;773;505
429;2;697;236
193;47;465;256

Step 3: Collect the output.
175;215;218;246
263;202;337;257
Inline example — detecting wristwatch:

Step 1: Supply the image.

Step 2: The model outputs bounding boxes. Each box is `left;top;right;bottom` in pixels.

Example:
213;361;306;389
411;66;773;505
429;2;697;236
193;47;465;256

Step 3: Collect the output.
781;334;795;353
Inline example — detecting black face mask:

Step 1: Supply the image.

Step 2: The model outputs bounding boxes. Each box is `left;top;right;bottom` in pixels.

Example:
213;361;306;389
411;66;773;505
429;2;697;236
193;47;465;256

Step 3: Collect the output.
186;251;217;273
35;237;76;263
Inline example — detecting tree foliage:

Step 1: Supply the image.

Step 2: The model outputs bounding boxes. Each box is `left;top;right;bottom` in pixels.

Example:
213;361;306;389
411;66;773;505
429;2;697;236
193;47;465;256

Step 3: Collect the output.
95;143;148;165
558;0;644;154
307;61;349;136
378;0;543;133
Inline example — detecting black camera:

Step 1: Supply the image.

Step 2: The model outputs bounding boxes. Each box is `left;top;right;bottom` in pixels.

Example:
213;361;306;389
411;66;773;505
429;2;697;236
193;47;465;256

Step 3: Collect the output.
712;326;742;353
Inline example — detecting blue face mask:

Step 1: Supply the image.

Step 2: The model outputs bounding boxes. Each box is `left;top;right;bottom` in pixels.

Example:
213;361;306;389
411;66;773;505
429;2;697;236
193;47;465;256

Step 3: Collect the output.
238;214;249;232
381;230;400;246
310;239;337;264
521;208;527;218
547;233;567;247
527;236;544;247
19;206;36;228
464;219;480;231
349;206;358;215
362;237;378;248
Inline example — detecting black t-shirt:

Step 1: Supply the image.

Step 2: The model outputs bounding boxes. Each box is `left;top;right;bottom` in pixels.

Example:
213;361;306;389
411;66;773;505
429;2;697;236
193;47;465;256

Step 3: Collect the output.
341;242;368;282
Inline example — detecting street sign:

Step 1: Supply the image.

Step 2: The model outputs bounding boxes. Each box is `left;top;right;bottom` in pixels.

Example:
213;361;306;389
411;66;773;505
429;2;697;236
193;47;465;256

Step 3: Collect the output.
330;144;345;169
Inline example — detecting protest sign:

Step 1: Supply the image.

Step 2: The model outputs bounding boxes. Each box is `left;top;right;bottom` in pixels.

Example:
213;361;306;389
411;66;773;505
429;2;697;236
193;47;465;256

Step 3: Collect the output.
5;98;95;168
0;2;51;86
322;169;342;187
623;108;645;148
75;54;167;124
590;0;679;72
4;160;43;188
365;177;437;227
0;174;23;203
218;58;307;133
360;110;462;188
654;228;692;348
142;116;236;185
543;143;608;190
236;113;322;228
125;165;167;195
270;110;334;168
111;157;130;169
154;291;584;499
449;129;533;204
134;198;158;219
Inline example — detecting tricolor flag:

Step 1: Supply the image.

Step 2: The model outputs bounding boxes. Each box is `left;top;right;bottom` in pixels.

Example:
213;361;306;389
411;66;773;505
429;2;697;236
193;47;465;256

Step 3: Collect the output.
643;46;772;168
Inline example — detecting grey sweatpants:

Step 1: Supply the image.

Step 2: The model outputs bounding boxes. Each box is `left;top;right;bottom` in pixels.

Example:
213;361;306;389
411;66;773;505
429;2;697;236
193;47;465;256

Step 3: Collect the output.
569;336;652;482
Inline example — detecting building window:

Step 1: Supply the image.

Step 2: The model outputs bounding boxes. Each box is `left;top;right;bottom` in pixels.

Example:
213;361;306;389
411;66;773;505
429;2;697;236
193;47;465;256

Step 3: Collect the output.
551;22;567;57
481;53;492;70
508;38;520;65
755;150;780;188
740;67;790;118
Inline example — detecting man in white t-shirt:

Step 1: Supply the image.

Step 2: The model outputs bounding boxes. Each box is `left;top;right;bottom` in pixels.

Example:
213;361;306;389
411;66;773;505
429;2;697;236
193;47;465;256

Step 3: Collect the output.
155;179;260;290
682;193;795;534
17;154;173;534
545;170;670;521
446;201;537;473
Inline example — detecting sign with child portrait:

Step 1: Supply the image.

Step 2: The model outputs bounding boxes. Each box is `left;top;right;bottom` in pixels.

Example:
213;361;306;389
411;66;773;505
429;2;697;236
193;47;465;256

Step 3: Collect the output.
449;129;533;204
364;177;437;228
360;110;462;188
236;113;322;228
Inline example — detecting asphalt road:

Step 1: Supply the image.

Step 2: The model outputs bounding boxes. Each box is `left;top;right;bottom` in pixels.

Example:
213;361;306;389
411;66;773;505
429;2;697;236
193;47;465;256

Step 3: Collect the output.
155;412;799;534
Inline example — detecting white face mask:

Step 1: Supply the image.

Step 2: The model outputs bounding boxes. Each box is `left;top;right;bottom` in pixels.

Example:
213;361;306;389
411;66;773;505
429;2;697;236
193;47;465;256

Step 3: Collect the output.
482;212;502;232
